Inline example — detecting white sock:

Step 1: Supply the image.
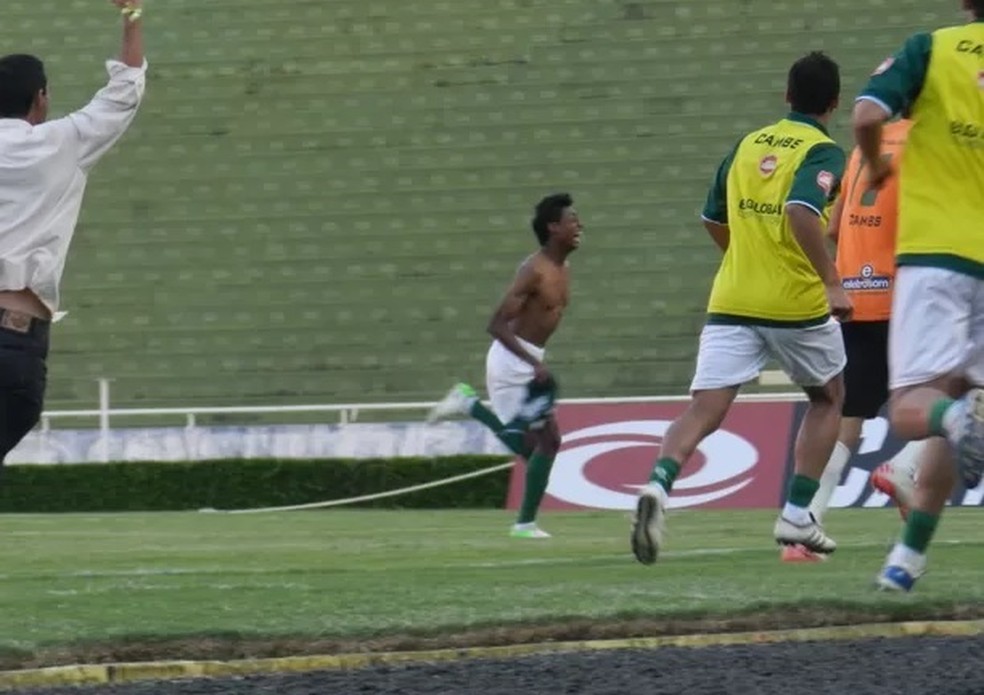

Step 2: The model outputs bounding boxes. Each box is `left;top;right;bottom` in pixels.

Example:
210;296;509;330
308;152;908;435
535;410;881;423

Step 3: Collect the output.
809;441;852;523
941;398;968;445
781;501;811;525
888;541;924;569
889;439;927;480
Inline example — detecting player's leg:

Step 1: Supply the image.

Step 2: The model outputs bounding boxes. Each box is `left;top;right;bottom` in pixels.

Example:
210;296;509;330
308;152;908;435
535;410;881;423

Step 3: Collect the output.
783;413;860;563
806;321;881;529
428;343;534;456
885;268;983;486
877;267;981;592
0;327;46;478
631;324;764;565
511;415;561;538
878;436;953;592
764;319;845;555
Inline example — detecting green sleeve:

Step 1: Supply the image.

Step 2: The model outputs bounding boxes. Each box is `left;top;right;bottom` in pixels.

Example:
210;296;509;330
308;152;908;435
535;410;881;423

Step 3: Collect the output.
701;141;740;224
857;32;932;116
786;143;847;215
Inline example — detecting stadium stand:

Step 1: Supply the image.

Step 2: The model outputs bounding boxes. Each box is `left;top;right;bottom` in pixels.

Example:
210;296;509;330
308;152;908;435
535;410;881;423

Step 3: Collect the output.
0;0;960;410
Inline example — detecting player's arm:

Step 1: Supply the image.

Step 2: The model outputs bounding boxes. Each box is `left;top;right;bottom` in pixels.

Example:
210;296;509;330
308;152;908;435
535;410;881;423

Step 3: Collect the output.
486;260;545;372
700;143;738;252
59;1;147;171
826;193;845;245
853;32;931;187
786;143;852;319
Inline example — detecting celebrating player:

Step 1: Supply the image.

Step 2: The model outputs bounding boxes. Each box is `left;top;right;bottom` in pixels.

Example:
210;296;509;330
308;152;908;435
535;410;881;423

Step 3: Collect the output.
429;193;581;538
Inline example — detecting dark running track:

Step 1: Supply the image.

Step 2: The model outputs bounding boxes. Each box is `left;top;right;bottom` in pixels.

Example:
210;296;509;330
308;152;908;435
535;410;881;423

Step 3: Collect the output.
16;635;980;695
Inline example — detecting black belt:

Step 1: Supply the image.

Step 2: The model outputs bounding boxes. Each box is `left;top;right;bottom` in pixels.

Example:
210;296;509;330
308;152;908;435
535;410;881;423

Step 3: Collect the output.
0;307;50;337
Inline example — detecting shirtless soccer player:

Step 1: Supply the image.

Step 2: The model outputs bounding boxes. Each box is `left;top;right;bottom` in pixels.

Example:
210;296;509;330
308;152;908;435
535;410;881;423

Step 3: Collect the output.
429;193;582;538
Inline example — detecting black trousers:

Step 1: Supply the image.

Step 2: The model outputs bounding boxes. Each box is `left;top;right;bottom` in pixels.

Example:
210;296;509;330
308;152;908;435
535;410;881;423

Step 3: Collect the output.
0;310;48;466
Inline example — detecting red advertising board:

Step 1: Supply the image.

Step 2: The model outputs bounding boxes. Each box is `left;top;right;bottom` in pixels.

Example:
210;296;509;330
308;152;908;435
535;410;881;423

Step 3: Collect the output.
506;400;796;512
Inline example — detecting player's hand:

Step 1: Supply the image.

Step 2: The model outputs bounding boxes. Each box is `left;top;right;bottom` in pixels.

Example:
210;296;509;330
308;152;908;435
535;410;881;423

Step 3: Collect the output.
866;156;894;189
533;362;552;384
110;0;141;9
825;284;854;321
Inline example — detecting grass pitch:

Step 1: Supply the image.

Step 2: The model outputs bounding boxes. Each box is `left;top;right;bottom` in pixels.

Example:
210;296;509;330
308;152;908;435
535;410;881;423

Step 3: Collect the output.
2;508;983;669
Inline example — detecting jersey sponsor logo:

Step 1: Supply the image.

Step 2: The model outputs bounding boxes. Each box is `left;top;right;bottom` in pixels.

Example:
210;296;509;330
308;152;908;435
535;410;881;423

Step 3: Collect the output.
949;120;984;144
737;198;782;216
752;132;805;149
957;40;984;56
872;56;895;75
842;263;891;292
848;213;882;228
758;155;778;177
816;170;835;196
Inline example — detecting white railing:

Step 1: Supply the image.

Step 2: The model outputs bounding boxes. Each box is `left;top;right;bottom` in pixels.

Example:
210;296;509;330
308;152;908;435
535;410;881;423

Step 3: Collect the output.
36;378;807;462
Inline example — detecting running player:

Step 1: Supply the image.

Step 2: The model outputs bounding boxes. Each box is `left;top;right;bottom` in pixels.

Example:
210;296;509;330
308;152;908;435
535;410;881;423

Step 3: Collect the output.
428;193;581;538
782;118;928;563
631;52;851;565
853;0;984;592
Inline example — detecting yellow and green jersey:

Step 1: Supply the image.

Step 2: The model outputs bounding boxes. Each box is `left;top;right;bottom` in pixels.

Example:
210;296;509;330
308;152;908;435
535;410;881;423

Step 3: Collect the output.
701;113;846;326
859;20;984;278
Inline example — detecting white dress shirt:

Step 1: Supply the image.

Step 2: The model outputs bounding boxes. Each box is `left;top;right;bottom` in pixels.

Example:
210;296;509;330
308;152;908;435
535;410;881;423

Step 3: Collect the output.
0;59;147;313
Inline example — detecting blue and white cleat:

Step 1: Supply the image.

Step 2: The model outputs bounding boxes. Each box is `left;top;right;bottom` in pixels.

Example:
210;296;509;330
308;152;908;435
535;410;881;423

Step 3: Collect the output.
956;388;984;490
876;552;926;593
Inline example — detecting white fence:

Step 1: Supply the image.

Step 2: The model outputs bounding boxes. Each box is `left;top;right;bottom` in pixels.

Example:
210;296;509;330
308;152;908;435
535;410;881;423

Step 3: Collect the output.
25;379;805;465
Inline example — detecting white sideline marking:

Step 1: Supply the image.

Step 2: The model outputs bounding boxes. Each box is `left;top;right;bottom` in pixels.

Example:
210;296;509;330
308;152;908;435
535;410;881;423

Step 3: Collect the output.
461;539;973;569
0;540;974;583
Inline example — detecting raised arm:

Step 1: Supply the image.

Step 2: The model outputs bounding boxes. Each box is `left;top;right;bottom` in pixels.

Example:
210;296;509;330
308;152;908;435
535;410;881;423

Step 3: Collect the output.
62;0;147;171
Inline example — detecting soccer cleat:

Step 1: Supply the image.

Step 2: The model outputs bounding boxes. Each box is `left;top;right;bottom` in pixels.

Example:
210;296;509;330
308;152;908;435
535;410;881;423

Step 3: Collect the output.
631;484;667;565
870;462;916;521
427;383;478;424
956;388;984;490
780;544;827;563
773;513;836;555
510;522;551;539
876;553;927;593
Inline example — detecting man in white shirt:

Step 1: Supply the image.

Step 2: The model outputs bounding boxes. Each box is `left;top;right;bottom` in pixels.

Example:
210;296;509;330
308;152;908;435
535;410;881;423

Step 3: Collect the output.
0;0;146;466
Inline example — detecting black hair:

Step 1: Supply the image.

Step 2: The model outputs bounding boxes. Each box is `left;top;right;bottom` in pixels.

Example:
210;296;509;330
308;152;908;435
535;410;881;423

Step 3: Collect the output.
531;193;573;246
787;51;840;116
0;54;46;119
970;0;984;18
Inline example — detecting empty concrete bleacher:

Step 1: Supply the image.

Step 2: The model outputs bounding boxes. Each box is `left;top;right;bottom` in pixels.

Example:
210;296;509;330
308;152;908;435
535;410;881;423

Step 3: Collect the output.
0;0;962;411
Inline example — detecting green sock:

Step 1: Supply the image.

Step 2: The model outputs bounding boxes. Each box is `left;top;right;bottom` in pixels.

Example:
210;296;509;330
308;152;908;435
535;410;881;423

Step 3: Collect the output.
517;452;554;524
902;510;939;553
649;457;681;492
787;474;820;508
469;401;527;456
928;398;956;437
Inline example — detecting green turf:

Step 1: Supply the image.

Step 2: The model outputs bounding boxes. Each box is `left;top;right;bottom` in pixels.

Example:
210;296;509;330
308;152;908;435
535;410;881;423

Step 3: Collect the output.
1;508;982;667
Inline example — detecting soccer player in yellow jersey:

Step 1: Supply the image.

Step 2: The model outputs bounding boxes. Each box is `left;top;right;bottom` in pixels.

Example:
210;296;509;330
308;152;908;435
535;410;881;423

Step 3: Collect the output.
631;52;852;565
854;0;984;592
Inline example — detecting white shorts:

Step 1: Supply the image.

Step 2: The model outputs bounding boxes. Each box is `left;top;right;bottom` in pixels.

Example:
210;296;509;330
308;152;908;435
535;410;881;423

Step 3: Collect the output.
889;266;984;389
690;319;846;391
485;337;545;423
